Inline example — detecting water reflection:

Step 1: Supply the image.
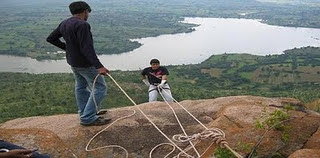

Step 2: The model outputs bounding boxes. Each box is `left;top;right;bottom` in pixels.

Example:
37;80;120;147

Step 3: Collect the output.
0;18;319;73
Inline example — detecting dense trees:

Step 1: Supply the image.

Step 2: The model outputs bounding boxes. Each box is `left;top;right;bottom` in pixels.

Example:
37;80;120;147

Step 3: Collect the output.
1;0;320;60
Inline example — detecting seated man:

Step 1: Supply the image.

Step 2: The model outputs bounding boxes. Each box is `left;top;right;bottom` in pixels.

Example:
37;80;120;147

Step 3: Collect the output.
0;139;49;158
141;59;173;102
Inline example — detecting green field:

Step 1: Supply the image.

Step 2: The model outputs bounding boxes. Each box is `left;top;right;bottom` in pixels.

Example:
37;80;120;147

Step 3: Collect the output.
1;0;320;60
257;0;320;6
1;46;319;123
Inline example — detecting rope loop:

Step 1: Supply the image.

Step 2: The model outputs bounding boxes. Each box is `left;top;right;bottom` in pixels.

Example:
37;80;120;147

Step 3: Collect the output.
172;128;229;148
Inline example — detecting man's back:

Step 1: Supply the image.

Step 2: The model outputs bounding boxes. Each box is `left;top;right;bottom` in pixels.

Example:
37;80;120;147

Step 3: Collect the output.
47;17;103;69
60;17;94;68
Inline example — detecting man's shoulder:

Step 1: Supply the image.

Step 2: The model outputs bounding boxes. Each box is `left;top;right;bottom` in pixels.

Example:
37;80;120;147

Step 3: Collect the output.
142;67;150;73
61;17;89;27
143;67;152;71
141;67;151;75
159;66;168;70
74;19;89;27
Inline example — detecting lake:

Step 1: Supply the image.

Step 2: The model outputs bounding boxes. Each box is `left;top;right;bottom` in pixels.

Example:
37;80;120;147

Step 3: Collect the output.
0;17;319;73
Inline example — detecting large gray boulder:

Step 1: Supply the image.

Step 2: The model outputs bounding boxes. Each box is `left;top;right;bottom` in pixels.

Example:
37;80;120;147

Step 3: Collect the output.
1;96;319;158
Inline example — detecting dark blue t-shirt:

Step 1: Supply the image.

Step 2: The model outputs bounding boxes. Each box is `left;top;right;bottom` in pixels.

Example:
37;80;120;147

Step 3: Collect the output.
46;17;103;69
141;66;169;85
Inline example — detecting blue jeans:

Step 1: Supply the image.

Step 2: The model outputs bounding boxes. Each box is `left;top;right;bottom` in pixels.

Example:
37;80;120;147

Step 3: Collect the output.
71;66;107;124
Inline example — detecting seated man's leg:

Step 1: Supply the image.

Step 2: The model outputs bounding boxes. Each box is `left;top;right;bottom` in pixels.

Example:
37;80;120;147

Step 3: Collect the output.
0;140;24;150
0;140;50;158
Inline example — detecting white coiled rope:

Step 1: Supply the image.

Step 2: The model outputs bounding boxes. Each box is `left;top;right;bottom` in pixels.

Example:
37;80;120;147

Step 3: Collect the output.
85;74;242;158
87;74;191;157
155;87;242;158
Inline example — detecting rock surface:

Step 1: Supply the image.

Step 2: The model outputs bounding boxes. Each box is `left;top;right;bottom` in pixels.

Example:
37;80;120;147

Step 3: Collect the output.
0;96;319;158
304;127;320;150
288;149;320;158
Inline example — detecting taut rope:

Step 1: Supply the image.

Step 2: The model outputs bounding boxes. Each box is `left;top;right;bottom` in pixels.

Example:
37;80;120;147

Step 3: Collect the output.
86;74;243;158
157;87;242;158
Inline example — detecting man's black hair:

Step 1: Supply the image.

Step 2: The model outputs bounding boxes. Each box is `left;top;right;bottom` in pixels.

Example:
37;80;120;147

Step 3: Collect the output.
150;59;160;65
69;1;91;15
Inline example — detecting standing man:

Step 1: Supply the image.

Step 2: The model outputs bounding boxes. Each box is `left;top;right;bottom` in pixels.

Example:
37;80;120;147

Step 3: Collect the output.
47;1;111;126
141;59;173;102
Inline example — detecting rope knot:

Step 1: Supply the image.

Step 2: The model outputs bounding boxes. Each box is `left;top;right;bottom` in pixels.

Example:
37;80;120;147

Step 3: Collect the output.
172;128;228;148
205;128;228;148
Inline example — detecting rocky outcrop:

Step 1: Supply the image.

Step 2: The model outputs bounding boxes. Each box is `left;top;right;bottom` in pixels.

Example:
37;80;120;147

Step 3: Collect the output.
304;127;320;150
0;96;319;158
288;149;320;158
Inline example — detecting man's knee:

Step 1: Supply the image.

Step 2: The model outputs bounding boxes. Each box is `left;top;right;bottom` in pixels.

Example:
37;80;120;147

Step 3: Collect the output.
101;84;107;96
149;92;158;102
149;96;157;102
95;81;107;95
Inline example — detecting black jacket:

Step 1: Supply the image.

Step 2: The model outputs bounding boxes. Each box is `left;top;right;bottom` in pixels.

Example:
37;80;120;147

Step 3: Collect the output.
47;17;103;69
